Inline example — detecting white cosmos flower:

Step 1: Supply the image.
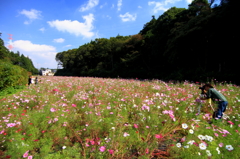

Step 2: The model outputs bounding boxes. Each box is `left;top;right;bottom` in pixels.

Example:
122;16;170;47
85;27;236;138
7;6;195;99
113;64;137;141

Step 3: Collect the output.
206;150;212;156
184;145;189;148
182;123;188;129
198;135;205;140
62;146;66;149
187;140;195;145
205;135;213;142
216;147;220;154
226;145;234;151
176;143;181;148
189;129;194;134
191;124;195;130
199;143;207;150
123;132;130;137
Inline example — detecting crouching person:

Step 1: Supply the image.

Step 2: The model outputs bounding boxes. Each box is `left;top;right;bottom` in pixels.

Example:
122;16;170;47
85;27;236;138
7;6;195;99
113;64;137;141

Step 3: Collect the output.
200;84;228;121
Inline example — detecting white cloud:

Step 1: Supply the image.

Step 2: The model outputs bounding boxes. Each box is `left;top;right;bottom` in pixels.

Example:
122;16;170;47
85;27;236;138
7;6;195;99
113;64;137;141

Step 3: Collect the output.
20;9;42;24
79;0;99;12
13;40;55;52
39;27;45;33
53;38;65;43
47;14;95;38
119;12;137;22
111;4;115;9
117;0;122;11
64;45;72;47
12;40;57;68
148;1;168;13
100;2;107;9
163;0;182;5
138;6;142;9
20;9;42;20
186;0;193;4
148;0;181;13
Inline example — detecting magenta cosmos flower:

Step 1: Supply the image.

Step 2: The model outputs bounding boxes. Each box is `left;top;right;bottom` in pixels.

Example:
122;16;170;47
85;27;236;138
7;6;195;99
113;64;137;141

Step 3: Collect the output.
99;146;106;152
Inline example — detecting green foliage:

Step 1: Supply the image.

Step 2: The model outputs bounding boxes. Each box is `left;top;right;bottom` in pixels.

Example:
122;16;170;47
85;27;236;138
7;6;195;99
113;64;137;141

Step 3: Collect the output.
0;35;38;93
55;1;239;84
0;86;25;97
0;60;28;91
0;39;7;59
0;35;38;75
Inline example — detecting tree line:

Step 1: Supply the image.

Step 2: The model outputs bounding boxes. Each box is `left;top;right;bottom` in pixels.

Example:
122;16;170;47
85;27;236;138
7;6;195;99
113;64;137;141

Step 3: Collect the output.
55;0;238;84
0;34;38;91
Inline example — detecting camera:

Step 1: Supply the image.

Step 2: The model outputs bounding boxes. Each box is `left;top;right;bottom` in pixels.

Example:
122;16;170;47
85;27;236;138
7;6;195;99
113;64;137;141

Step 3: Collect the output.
199;86;205;94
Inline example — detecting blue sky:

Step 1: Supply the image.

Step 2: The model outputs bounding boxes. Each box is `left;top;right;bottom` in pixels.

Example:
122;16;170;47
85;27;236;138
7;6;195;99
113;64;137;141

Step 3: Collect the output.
0;0;194;69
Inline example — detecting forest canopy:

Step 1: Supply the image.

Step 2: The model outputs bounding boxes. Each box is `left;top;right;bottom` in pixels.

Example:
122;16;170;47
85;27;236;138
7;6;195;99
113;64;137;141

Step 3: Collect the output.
55;0;238;83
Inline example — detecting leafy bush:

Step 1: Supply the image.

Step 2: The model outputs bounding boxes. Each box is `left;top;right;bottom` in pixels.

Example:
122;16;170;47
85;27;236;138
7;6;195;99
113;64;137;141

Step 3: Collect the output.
0;61;28;91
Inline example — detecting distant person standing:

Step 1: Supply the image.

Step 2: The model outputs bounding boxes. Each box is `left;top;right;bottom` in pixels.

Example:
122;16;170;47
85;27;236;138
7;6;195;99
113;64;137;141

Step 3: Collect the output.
28;76;32;86
31;77;35;84
35;77;38;85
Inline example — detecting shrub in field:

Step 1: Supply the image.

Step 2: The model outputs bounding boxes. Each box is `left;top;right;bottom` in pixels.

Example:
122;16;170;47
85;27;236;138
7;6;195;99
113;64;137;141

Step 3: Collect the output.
0;76;239;158
0;61;28;91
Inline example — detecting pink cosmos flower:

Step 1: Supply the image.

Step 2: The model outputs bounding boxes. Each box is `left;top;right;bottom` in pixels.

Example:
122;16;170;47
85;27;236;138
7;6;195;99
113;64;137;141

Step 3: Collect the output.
162;110;175;121
162;110;169;114
222;129;230;134
48;119;52;124
6;123;17;128
181;136;186;142
72;104;76;107
90;140;95;145
28;156;33;159
145;148;149;154
108;149;114;154
99;146;106;152
214;133;219;137
142;105;150;111
23;150;29;158
227;121;234;125
219;143;224;147
134;124;138;128
62;103;67;106
168;110;174;114
50;108;56;112
52;89;59;92
155;134;163;139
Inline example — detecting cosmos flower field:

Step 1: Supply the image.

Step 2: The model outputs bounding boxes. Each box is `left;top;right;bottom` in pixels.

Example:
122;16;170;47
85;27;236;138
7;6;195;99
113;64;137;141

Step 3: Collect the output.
0;76;239;158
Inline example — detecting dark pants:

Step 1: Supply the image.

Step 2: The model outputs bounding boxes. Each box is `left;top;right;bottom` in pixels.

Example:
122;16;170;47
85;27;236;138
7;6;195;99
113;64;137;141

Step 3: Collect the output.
214;101;228;119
